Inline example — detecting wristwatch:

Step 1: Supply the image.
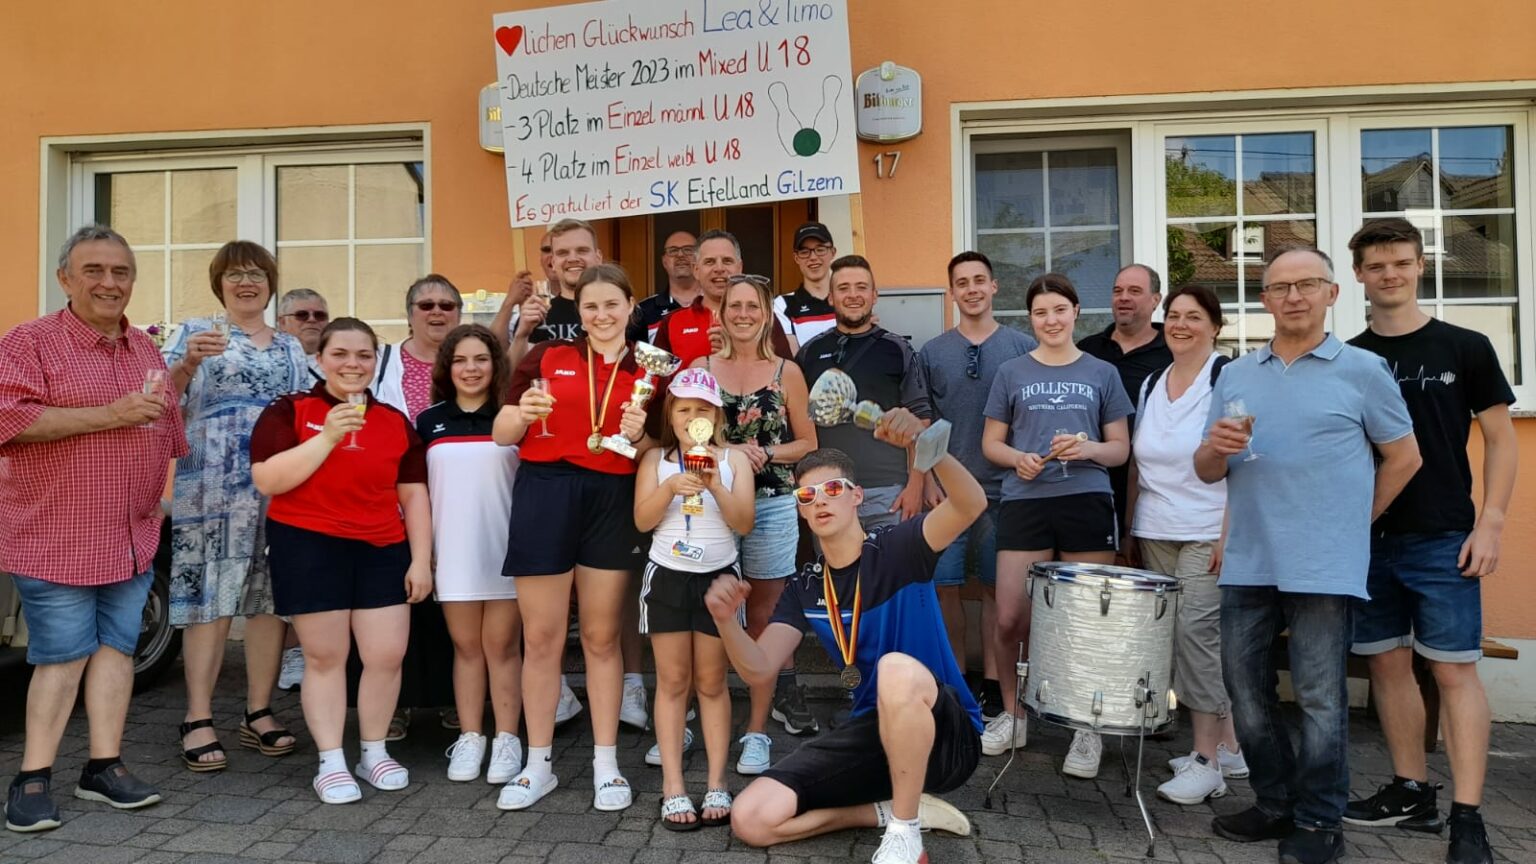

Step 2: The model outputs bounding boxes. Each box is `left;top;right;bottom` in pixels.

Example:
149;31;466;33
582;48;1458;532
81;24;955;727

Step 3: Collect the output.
764;445;776;462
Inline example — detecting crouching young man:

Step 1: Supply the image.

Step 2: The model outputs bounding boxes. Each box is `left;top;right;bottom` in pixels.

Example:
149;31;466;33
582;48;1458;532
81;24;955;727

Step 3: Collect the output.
702;415;987;864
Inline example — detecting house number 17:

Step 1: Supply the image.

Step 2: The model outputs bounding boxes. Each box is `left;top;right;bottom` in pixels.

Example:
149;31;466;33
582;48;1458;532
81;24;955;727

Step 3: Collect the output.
873;151;902;179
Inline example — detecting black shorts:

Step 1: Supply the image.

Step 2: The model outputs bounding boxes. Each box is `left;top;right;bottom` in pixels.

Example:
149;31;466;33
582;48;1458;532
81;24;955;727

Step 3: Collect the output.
762;683;980;814
640;561;742;637
997;493;1118;553
504;461;643;576
266;519;410;615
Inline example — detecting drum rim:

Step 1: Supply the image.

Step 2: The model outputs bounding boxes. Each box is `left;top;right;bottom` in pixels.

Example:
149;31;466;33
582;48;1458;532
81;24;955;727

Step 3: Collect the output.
1024;706;1176;736
1027;562;1182;591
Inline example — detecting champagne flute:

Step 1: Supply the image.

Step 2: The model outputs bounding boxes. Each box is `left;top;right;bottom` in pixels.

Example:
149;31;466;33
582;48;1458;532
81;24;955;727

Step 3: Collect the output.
532;378;555;438
534;280;554;302
1054;428;1073;479
342;392;367;451
142;369;167;429
1224;399;1261;461
209;314;235;372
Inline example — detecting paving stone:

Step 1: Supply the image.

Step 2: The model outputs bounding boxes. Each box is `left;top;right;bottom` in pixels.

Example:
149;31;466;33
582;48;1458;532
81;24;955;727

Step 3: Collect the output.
161;823;276;854
175;792;281;824
287;829;391;864
413;836;524;863
39;809;154;845
403;806;503;838
246;841;300;859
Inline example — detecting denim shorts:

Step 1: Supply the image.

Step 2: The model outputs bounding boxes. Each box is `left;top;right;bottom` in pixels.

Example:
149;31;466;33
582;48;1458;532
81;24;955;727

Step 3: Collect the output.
1352;531;1481;663
933;501;999;587
739;495;798;580
10;570;154;665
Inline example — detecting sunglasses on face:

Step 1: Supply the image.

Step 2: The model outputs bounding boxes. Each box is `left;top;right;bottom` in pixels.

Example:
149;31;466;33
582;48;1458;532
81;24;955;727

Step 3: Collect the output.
793;477;853;505
282;310;329;323
414;300;460;312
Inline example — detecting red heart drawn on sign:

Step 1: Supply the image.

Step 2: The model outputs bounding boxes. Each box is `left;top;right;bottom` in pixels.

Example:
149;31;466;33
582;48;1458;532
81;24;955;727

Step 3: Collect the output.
495;25;524;56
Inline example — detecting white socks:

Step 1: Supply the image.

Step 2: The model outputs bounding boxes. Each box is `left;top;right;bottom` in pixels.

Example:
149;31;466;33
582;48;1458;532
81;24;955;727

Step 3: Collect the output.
623;672;643;690
524;745;554;783
359;738;390;772
318;747;347;776
593;744;619;779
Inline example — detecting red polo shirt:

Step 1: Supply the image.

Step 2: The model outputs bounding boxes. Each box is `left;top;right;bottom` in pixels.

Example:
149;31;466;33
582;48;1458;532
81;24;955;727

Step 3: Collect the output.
0;308;189;586
250;384;427;545
509;340;643;475
652;296;795;368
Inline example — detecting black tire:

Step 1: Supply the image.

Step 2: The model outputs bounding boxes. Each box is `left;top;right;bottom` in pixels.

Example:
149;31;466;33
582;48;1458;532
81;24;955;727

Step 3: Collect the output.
133;520;182;693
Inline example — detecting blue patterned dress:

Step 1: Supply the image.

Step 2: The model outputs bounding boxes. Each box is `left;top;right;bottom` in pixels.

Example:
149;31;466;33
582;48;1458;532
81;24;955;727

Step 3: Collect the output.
163;320;309;625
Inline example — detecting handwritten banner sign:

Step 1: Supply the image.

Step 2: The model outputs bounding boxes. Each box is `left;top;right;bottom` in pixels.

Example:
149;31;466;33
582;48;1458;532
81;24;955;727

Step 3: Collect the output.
491;0;860;226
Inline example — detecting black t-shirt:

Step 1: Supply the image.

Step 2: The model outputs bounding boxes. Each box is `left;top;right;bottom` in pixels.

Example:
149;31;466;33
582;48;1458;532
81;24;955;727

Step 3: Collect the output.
1077;323;1173;416
529;296;584;344
796;327;931;488
1349;318;1515;534
628;290;683;343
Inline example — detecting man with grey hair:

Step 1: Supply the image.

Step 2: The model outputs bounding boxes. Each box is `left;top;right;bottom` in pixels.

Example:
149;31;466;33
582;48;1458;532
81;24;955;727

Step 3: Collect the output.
277;288;329;384
2;225;187;832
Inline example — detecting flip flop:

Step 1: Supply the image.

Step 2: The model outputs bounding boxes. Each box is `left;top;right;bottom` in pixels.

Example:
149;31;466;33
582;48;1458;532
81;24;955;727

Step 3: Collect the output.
660;794;700;832
497;772;559;811
699;787;732;827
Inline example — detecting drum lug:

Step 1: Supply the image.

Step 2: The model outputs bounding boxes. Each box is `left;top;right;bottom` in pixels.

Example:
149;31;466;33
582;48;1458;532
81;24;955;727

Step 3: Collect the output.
1044;581;1055;608
1155;586;1168;620
1091;691;1103;718
1099;582;1112;616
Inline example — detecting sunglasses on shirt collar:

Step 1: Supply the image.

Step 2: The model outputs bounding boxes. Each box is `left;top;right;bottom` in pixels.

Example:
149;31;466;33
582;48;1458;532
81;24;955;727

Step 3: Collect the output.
965;344;981;379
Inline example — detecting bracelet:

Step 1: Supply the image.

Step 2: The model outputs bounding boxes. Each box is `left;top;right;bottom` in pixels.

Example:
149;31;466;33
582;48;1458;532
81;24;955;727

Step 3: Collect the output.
764;445;775;462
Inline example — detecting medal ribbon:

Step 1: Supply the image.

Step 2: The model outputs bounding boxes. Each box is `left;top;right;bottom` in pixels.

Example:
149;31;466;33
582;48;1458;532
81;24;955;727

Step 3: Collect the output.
676;449;692;538
587;341;629;443
821;562;862;674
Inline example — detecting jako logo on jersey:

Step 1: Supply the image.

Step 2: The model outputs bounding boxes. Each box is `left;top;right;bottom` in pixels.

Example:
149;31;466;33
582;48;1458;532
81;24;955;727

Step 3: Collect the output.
681;327;700;335
554;369;578;377
305;422;325;433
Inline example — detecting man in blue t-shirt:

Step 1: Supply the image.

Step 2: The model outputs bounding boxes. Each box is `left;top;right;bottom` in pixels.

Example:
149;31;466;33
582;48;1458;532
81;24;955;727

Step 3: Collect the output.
703;426;986;864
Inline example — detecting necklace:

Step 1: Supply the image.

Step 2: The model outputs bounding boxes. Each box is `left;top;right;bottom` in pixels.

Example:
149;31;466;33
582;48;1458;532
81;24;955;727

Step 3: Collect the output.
586;341;628;454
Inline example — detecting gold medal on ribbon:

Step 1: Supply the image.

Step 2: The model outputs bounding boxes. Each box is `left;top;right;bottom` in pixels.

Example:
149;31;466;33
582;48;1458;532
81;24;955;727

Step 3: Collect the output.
822;564;862;691
587;433;605;454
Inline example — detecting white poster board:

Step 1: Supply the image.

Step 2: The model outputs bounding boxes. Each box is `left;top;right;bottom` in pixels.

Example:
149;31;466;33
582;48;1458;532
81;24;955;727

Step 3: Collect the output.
491;0;860;227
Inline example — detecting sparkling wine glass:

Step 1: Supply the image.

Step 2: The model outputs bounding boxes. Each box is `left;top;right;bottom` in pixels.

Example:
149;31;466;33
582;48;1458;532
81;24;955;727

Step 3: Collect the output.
534;280;554;302
1224;399;1261;461
142;369;167;429
532;378;555;438
1054;428;1073;479
342;392;367;451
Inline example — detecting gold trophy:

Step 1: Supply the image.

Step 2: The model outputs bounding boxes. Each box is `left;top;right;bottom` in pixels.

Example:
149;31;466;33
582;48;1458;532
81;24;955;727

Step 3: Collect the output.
601;341;681;459
680;417;715;516
808;369;952;471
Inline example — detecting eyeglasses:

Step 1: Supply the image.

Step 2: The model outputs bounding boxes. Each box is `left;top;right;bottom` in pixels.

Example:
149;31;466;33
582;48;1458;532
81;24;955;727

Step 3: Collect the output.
965;344;981;379
728;274;771;287
663;245;696;257
794;245;834;260
414;300;460;312
281;310;329;323
1260;277;1331;299
792;477;853;505
539;246;552;254
223;269;269;284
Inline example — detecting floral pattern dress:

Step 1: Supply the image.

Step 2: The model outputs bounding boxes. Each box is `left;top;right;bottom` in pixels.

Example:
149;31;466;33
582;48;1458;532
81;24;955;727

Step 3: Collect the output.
163;319;310;625
714;358;794;498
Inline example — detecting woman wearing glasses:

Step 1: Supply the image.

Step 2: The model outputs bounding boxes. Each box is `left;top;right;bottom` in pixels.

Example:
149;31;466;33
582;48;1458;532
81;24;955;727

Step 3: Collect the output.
162;241;310;773
494;263;651;812
979;273;1133;778
374;275;464;423
691;274;817;773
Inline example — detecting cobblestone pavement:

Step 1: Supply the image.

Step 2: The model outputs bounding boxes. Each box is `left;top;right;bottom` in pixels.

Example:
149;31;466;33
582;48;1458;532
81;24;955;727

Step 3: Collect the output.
1;646;1534;863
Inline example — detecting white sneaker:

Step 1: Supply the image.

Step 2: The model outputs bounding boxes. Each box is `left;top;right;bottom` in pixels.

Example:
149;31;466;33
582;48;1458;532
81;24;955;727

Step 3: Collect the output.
277;647;304;691
487;732;523;785
620;680;649;730
979;711;1028;756
871;825;925;864
645;726;694;767
735;731;772;775
1156;753;1228;805
555;678;583;725
1168;743;1250;779
445;732;486;782
1061;730;1102;779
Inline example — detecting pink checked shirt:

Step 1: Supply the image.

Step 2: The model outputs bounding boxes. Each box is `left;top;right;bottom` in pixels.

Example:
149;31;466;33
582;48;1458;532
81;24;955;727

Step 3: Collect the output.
0;308;188;586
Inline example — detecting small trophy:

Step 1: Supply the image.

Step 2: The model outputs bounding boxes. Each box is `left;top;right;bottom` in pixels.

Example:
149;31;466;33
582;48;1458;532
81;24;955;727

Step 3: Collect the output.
681;417;715;516
809;369;952;471
602;341;682;458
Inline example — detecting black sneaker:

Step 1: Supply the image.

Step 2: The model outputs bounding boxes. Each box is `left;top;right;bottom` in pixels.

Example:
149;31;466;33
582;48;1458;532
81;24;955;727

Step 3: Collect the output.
1343;777;1442;832
1279;827;1344;864
75;761;161;810
1212;805;1295;843
770;683;820;736
1446;811;1495;864
5;776;61;833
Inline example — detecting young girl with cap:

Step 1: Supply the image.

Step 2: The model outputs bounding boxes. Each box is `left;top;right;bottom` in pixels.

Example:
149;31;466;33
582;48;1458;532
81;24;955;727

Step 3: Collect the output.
633;368;755;830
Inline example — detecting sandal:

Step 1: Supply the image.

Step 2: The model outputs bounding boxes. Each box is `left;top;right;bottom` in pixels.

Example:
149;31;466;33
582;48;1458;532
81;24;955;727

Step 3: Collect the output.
593;774;633;812
238;707;296;757
355;758;410;791
699;787;732;827
496;771;559;811
386;709;410;742
313;770;362;805
660;794;700;832
178;718;227;772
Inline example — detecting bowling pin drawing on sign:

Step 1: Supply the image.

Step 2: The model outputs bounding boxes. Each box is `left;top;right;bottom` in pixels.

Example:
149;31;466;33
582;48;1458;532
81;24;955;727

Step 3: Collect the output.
768;76;845;157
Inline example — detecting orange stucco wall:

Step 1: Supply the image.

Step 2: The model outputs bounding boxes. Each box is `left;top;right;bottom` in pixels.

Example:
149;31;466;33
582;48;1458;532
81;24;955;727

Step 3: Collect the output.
3;0;1535;635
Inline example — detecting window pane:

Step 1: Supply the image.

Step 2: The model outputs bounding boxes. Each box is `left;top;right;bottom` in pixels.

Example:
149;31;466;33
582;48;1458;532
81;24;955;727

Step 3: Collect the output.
1441;126;1514;210
976;232;1045;312
1441;213;1517;299
1441;305;1520;385
1362;129;1433;212
170;169;236;244
355;163;425;240
724;206;775;284
1215;312;1276;357
125;249;166;326
373;324;410;345
1166;136;1235;218
170;249;223;322
1048;149;1119;227
976;151;1044;229
1242;132;1315;216
100;172;165;246
355;244;424;322
1166;221;1238;302
278;245;349;317
1052;230;1119;309
277;166;349;241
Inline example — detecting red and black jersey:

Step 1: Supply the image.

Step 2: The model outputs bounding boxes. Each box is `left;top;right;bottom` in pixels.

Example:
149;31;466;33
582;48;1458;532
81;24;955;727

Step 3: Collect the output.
509;339;643;475
250;383;427;545
652;296;794;369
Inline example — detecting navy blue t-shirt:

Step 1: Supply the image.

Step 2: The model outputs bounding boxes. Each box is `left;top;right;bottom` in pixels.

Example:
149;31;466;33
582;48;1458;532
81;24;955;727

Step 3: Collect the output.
771;516;983;732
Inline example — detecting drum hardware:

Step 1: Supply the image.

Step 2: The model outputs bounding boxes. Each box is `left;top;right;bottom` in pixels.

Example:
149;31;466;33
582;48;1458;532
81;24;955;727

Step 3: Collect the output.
1099;582;1112;615
1110;669;1159;857
982;644;1028;810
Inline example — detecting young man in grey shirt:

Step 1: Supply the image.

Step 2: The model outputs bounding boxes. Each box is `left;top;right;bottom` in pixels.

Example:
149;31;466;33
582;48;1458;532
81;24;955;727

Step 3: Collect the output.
918;251;1035;720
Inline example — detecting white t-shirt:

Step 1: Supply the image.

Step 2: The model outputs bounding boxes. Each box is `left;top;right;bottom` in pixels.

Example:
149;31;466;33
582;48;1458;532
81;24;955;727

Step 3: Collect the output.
1131;353;1226;541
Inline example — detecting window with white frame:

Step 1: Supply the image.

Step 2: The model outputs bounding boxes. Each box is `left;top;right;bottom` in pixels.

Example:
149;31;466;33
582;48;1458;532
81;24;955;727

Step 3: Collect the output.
76;143;426;344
